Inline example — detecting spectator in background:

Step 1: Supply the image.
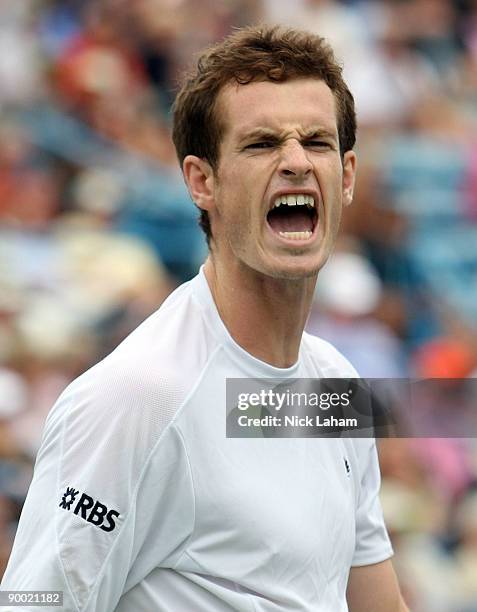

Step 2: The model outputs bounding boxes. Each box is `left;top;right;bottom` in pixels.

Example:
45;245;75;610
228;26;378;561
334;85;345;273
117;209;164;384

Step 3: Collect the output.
307;243;408;378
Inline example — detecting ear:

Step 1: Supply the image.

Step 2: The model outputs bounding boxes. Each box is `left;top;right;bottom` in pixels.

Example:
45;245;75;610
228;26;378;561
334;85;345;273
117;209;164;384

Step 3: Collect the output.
342;150;357;207
182;155;216;212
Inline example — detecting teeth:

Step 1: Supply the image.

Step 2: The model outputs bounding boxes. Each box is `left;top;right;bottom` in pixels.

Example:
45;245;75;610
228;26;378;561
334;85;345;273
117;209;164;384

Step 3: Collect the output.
273;195;315;208
279;231;312;240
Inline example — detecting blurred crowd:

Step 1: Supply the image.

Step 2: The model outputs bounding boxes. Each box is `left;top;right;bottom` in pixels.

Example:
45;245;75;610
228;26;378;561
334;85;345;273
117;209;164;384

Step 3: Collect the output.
0;0;477;610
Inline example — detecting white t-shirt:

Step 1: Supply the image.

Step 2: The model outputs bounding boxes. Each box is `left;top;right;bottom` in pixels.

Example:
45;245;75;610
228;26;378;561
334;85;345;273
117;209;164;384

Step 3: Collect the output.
2;269;393;611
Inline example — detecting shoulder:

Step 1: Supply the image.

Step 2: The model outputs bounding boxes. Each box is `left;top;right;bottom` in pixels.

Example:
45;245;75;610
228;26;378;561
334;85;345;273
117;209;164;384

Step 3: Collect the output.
301;331;359;377
42;278;221;470
110;277;219;378
97;277;219;412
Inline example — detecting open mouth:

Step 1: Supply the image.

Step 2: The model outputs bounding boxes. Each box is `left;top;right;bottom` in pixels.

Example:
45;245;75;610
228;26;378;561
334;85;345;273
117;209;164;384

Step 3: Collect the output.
266;194;318;241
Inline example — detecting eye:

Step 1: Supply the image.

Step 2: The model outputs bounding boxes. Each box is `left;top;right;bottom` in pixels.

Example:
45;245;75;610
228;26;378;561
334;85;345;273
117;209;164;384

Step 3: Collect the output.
245;141;276;150
304;140;333;149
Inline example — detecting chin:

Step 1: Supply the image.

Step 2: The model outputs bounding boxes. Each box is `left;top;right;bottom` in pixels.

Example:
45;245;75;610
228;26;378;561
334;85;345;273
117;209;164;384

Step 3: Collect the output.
263;258;324;281
255;239;332;280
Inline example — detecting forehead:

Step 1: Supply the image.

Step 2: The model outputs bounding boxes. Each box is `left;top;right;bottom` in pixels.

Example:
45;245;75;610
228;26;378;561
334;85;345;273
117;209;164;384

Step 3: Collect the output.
216;78;339;140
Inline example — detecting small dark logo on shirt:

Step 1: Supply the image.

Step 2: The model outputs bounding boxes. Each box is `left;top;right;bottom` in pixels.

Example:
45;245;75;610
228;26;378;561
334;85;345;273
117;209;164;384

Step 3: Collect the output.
344;458;351;475
60;486;79;510
59;486;120;532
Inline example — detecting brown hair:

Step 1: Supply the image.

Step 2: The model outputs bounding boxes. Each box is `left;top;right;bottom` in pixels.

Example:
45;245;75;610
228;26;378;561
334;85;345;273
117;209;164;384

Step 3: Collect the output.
172;25;356;244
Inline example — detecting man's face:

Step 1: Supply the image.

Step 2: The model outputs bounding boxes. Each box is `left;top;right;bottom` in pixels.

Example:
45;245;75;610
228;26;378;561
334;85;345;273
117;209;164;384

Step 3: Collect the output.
206;78;356;280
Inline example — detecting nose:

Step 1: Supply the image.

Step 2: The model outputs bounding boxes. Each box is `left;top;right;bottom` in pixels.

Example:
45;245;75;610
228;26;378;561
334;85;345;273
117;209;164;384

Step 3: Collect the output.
278;140;313;181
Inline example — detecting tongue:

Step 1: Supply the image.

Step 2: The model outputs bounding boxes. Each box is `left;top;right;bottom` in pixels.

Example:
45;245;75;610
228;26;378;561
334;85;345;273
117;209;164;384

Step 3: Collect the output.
267;208;313;233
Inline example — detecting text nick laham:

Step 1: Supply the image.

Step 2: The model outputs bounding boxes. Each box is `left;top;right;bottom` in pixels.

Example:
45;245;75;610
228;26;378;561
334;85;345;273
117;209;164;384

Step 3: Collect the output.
285;415;358;427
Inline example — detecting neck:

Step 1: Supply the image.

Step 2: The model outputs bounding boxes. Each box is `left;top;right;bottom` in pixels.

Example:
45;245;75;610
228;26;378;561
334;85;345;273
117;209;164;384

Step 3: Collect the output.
204;257;317;368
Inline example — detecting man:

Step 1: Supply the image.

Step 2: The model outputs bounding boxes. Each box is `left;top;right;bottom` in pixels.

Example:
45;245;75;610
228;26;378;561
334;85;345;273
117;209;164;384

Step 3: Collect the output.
2;26;408;611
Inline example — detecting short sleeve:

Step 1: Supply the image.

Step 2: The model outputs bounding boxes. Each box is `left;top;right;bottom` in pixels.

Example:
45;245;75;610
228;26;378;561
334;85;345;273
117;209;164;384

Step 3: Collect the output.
351;439;394;567
1;363;195;612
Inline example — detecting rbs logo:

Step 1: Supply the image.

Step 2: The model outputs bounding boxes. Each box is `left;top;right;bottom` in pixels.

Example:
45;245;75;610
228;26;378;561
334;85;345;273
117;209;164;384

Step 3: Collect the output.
59;486;120;532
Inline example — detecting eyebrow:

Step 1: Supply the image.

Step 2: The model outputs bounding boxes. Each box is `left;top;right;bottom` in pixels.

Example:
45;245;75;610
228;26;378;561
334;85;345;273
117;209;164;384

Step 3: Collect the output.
237;127;280;144
301;127;338;141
